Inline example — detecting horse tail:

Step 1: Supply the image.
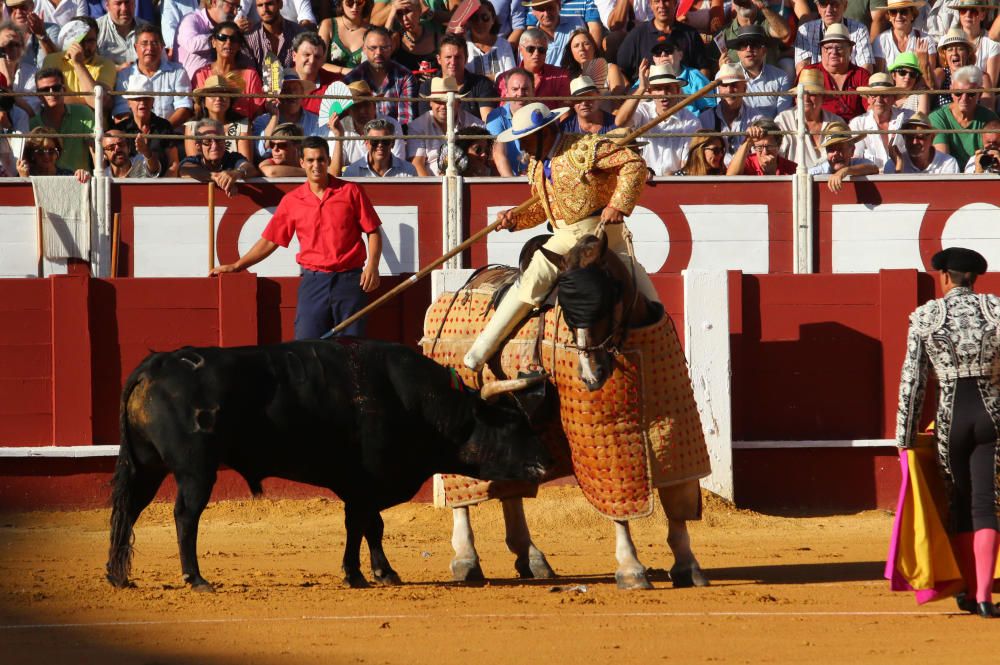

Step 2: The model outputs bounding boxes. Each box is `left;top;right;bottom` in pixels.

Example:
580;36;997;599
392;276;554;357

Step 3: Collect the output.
106;361;149;588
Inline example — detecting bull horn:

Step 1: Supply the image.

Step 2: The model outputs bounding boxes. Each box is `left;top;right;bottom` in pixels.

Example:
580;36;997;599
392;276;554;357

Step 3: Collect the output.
480;374;547;401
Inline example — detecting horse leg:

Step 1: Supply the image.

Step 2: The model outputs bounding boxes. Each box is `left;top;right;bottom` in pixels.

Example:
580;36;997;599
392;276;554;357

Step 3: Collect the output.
502;498;556;579
450;506;485;582
341;503;370;588
658;484;710;588
173;467;216;592
365;512;402;586
614;520;652;590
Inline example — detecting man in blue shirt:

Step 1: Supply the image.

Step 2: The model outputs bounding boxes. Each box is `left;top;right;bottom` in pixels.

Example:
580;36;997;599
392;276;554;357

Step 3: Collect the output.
485;67;532;175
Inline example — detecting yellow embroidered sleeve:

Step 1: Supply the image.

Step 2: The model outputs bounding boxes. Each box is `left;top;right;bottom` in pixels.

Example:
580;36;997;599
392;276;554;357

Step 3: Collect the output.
595;141;646;216
509;160;549;231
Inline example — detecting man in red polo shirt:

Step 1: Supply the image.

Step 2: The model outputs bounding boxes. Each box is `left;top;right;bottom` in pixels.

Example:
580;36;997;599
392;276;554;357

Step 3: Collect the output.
799;23;869;123
211;136;383;339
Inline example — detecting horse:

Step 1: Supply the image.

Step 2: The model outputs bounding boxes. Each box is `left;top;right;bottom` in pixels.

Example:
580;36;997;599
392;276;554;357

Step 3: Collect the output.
422;230;711;590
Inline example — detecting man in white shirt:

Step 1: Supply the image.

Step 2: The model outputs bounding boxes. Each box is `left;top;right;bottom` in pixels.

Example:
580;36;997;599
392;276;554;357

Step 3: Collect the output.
112;23;192;128
406;76;483;176
616;62;700;176
885;112;960;174
848;71;912;171
699;63;762;154
344;118;417;177
808;120;879;191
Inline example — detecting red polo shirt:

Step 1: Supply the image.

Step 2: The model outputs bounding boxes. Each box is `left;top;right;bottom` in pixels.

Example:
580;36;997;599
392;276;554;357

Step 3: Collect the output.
744;153;797;175
263;179;382;273
801;63;869;122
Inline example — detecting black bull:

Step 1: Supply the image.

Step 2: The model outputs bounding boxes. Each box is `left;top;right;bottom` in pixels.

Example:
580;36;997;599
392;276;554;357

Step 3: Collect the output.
106;338;551;590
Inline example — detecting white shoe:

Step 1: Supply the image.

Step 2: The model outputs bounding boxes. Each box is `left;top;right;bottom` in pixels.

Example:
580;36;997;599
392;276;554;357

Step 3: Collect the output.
463;291;534;371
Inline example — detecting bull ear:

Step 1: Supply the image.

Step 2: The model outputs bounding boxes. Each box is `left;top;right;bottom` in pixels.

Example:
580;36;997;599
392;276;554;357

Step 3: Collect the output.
539;247;564;271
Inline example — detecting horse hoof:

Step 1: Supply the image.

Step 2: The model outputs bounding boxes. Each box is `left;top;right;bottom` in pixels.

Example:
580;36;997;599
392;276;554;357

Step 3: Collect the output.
343;571;370;589
450;558;485;582
106;574;135;589
671;563;710;588
373;569;403;586
615;569;653;590
191;582;215;593
515;555;556;579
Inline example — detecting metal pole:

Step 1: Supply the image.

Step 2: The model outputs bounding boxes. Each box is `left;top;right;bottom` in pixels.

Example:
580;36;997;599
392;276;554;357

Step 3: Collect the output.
443;90;461;269
792;84;813;274
445;90;457;177
93;85;105;176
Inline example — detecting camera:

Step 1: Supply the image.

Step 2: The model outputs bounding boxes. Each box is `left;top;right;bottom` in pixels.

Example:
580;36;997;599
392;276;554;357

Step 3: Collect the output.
980;151;999;173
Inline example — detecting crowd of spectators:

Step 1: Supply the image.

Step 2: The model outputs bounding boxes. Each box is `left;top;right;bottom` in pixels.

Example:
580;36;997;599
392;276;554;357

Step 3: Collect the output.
3;0;1000;184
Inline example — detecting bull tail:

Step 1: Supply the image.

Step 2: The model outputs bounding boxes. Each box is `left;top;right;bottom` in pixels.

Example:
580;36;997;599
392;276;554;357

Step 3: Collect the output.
106;364;148;588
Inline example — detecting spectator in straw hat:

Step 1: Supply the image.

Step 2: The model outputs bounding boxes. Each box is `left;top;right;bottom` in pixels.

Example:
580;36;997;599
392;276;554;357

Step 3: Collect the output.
343;117;416;177
726;24;791;120
932;27;987;110
931;64;999;166
884;111;960;172
794;0;873;74
727;117;798;175
110;73;180;176
415;34;498;122
251;68;319;161
560;74;615;134
616;61;701;176
873;0;936;73
808;120;878;191
799;23;871;122
849;72;912;170
698;63;762;154
184;74;254;164
523;0;602;68
890;51;931;115
952;0;1000;95
964;118;1000;172
324;78;405;175
407;75;483;176
257;121;306;177
111;23;193;129
775;69;846;169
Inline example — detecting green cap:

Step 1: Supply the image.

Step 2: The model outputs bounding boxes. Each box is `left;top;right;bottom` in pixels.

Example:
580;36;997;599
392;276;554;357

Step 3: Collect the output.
888;51;921;73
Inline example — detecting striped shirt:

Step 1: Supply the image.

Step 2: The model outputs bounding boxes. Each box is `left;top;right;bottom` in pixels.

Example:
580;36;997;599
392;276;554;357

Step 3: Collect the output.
794;18;874;68
343;61;418;127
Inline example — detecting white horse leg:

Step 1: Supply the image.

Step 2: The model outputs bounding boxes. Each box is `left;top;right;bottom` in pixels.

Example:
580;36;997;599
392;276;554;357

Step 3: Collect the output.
450;506;485;582
501;498;556;579
659;484;710;588
614;520;653;590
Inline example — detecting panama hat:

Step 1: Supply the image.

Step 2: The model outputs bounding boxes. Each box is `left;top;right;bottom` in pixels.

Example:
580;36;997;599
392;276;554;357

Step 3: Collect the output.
791;68;825;94
857;72;902;94
648;64;684;86
819;23;855;45
421;76;469;101
715;63;747;84
820;121;859;147
195;74;238;94
496;102;569;143
939;27;975;50
570;75;599;96
889;51;922;73
885;0;925;10
901;111;933;128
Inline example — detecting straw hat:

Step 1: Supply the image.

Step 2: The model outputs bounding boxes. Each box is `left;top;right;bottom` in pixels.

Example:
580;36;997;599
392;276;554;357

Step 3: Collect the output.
819;23;855;46
496;102;569;143
946;0;994;9
791;68;825;94
648;64;684;86
570;75;599;96
523;0;559;7
857;72;902;94
885;0;925;10
715;63;747;85
195;74;238;94
888;51;922;73
939;27;975;51
347;80;373;97
421;76;469;101
901;111;933;128
820;121;859;147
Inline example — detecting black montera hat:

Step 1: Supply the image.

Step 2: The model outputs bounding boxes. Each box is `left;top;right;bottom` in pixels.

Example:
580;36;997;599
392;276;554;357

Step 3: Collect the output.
931;247;988;275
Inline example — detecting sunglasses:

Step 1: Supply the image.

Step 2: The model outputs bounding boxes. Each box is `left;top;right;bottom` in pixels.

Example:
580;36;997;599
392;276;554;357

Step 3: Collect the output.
739;42;765;50
268;141;291;151
103;141;129;150
523;45;547;55
198;137;226;145
470;11;492;21
894;68;919;78
703;145;724;153
343;0;365;6
953;91;979;98
368;137;394;148
887;8;911;15
213;33;241;43
38;84;64;93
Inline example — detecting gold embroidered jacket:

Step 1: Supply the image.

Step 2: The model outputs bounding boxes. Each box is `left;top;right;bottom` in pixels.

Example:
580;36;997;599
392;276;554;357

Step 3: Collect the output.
509;133;646;231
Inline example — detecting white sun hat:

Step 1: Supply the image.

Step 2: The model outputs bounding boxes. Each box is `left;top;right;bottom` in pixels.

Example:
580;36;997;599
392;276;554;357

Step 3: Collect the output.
496;102;570;143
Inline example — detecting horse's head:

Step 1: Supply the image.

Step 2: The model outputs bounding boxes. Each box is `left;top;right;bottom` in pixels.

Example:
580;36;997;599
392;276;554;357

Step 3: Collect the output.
540;233;627;392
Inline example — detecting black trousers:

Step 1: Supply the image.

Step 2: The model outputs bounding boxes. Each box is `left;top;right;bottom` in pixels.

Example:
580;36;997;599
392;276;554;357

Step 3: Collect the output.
949;378;1000;532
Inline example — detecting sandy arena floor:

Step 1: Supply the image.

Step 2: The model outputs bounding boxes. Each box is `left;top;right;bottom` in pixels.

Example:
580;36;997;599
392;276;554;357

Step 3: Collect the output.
0;486;994;664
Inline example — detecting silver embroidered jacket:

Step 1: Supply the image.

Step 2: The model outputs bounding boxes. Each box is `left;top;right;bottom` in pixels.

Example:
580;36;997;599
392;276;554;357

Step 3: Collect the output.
895;287;1000;480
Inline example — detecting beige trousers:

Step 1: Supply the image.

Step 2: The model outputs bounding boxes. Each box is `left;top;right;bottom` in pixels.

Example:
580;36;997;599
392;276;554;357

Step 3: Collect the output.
517;216;660;306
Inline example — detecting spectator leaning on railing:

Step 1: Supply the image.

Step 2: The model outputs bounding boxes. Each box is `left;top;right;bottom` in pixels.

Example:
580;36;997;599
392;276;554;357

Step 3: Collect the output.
616;62;700;176
112;23;192;129
343;117;415;176
110;74;179;176
446;125;498;176
257;121;305;176
674;129;727;175
0;21;40;115
179;117;258;196
727;117;798;175
931;64;999;166
15;124;89;180
95;0;138;66
29;66;93;171
884;111;961;173
965;119;1000;173
726;24;791;120
42;16;115;109
808;120;878;192
101;127;161;177
486;67;533;177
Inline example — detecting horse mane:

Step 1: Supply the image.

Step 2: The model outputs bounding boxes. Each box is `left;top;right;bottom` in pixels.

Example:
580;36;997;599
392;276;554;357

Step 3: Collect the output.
563;235;658;328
